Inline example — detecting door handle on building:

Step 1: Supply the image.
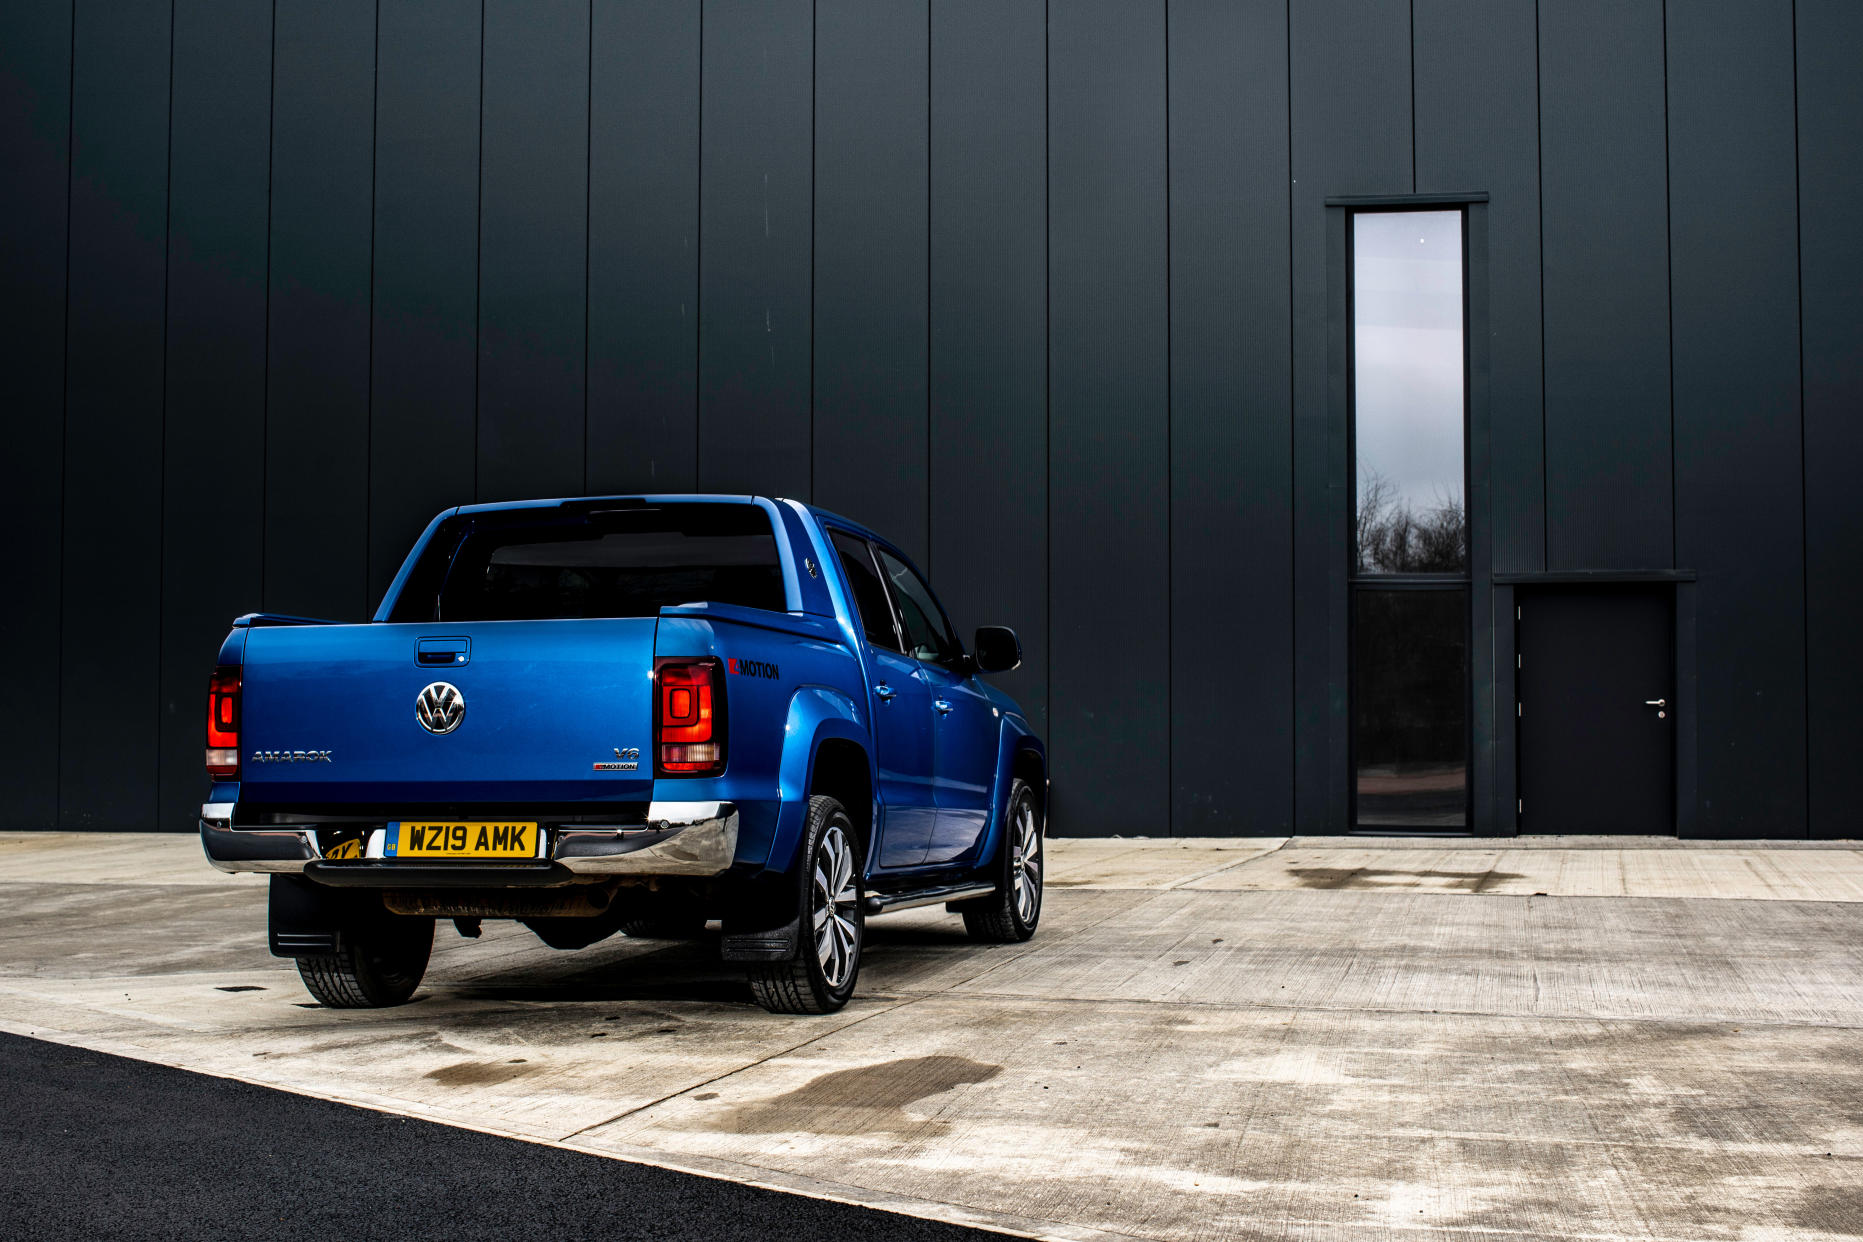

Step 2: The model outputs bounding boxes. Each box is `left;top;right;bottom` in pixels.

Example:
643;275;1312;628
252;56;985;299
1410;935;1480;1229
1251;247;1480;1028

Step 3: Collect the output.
1644;698;1666;708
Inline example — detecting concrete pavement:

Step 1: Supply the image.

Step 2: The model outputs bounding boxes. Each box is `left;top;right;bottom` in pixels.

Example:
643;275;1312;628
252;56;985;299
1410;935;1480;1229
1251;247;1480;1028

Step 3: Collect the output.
2;831;1860;1240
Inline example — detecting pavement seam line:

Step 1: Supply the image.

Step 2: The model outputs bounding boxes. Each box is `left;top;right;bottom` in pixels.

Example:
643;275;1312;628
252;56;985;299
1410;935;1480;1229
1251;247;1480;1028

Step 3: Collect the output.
922;891;1155;994
552;992;925;1143
1157;843;1294;890
907;986;1863;1032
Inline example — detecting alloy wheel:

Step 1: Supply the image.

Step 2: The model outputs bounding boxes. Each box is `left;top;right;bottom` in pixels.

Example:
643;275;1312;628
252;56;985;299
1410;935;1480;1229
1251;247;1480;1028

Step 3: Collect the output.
813;821;860;989
1011;798;1042;925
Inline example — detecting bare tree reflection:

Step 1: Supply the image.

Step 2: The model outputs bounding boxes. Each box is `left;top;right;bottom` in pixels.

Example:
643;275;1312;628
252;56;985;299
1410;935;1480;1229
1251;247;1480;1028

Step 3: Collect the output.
1355;470;1467;574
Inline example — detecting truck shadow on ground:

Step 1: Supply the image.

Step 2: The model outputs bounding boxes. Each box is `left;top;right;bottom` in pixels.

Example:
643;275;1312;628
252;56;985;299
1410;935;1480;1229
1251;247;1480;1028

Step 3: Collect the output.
437;923;983;1008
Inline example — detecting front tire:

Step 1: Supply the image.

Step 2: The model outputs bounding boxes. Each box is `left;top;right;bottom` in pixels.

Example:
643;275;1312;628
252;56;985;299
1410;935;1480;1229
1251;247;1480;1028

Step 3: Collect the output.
296;916;434;1008
748;795;863;1014
960;778;1043;943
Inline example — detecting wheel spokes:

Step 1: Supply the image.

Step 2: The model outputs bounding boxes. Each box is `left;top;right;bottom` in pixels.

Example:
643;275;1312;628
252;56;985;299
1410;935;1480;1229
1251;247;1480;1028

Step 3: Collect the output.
814;824;859;987
1011;800;1040;922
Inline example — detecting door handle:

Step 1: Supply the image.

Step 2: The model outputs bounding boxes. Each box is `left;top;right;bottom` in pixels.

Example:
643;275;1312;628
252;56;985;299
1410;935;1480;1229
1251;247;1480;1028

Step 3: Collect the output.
1644;698;1667;708
874;683;897;702
933;699;953;715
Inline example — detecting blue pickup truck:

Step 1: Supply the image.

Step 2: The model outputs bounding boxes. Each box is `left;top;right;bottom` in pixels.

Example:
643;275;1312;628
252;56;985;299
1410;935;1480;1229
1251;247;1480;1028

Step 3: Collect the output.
200;496;1046;1014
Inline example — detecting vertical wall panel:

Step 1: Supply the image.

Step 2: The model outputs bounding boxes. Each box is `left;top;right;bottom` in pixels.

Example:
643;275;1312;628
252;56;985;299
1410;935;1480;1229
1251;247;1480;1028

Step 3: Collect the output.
928;0;1047;734
1167;0;1292;834
59;0;169;828
812;0;928;561
0;1;71;828
1413;6;1534;835
1539;1;1671;570
477;0;588;503
1414;0;1542;576
1289;0;1412;831
159;0;271;829
369;0;480;602
1048;0;1168;836
698;0;812;499
266;0;374;620
1669;0;1804;837
1799;0;1863;838
586;0;698;495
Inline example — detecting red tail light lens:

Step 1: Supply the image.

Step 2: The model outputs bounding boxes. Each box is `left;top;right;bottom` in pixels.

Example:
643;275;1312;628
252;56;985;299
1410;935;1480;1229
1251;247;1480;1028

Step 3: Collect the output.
654;657;726;777
205;666;241;779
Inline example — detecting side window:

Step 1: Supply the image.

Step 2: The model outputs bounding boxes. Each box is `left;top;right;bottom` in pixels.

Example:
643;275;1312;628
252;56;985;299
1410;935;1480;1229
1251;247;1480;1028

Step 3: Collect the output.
875;548;960;666
828;531;903;653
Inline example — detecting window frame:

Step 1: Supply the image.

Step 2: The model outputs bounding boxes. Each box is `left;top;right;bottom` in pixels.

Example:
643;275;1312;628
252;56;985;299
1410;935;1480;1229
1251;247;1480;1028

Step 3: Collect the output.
871;544;966;671
826;528;907;655
1345;204;1475;832
388;502;788;624
1347;206;1471;582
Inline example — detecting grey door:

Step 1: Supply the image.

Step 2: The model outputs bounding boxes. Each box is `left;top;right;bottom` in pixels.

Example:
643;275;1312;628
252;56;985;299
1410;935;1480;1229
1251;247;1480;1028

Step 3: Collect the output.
1517;588;1674;834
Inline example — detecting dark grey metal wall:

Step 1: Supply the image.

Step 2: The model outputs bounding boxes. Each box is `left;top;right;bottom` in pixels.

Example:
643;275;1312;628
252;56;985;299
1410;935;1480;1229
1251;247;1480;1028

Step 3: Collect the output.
2;0;1856;838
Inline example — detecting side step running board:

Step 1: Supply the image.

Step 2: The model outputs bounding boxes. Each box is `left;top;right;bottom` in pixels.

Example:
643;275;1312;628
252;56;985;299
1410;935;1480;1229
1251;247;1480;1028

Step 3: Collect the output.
863;883;996;916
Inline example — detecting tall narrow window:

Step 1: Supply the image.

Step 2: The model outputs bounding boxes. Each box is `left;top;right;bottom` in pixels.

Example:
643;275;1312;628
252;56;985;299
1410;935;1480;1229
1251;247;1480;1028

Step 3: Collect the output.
1350;209;1469;829
1353;211;1466;574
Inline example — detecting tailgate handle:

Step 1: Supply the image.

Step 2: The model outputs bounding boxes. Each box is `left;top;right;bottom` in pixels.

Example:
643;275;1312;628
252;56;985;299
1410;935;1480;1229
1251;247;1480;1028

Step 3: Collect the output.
417;637;470;667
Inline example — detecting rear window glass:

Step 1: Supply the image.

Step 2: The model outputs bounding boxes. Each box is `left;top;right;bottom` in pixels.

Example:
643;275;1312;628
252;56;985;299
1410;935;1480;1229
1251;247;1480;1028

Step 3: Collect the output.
388;504;785;622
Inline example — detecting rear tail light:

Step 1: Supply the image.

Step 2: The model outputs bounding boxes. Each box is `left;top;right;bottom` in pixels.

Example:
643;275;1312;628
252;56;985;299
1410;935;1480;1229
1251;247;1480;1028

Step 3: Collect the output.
654;657;726;777
205;666;241;779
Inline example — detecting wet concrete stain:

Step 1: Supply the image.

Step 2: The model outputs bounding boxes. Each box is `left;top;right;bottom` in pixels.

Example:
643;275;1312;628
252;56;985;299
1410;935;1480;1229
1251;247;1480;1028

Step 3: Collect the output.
1287;867;1528;893
424;1059;540;1088
717;1056;1001;1136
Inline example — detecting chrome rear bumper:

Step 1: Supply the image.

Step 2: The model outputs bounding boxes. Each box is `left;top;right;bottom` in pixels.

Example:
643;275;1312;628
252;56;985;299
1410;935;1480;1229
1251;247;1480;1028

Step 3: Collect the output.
199;801;739;881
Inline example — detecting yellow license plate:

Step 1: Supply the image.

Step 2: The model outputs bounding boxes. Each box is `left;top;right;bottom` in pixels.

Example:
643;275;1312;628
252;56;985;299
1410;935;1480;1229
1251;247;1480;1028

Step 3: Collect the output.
386;822;538;859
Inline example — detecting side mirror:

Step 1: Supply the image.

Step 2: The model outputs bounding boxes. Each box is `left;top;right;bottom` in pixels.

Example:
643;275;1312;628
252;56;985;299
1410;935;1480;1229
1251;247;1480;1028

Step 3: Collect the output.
972;626;1021;674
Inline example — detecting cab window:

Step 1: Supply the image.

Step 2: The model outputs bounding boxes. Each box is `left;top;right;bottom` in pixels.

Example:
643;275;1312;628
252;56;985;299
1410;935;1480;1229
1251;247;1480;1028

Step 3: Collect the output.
875;548;961;666
828;530;903;653
391;503;784;622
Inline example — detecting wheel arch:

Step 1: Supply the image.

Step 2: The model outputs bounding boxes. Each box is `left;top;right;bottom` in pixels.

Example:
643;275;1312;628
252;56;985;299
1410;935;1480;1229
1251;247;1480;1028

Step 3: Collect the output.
969;727;1046;875
808;735;875;870
1011;739;1047;822
772;685;872;874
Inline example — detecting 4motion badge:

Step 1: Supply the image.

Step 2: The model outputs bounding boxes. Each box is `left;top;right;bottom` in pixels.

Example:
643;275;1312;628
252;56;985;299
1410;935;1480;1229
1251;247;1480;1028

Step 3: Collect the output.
595;747;641;772
416;682;466;735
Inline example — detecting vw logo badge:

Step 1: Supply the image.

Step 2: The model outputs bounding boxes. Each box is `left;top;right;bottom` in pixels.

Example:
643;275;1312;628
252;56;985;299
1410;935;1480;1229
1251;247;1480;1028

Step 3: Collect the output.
415;682;466;735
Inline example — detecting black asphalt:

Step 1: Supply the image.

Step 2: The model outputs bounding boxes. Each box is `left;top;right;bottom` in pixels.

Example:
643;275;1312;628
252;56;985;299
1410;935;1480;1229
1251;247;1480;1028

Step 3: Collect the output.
0;1032;1008;1241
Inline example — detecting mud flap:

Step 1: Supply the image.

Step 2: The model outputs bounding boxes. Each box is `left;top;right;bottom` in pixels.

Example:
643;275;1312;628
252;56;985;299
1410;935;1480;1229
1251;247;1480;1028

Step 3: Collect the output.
720;915;800;962
268;874;373;957
717;867;801;961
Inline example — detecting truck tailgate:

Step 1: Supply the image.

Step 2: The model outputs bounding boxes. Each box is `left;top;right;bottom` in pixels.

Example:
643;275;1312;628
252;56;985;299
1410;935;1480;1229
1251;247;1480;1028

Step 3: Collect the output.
238;619;657;804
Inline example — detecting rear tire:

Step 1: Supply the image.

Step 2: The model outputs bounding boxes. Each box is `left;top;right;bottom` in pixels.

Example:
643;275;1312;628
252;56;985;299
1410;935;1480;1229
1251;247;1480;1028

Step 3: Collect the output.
296;916;434;1008
748;796;863;1014
960;778;1042;943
